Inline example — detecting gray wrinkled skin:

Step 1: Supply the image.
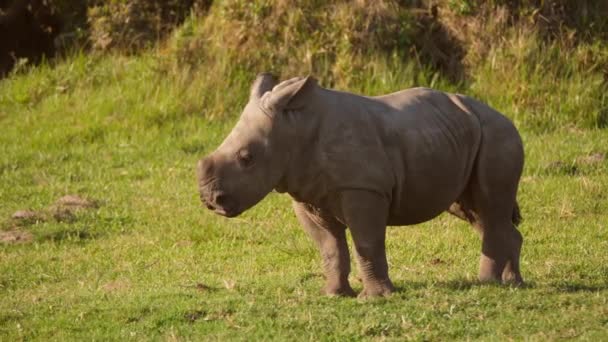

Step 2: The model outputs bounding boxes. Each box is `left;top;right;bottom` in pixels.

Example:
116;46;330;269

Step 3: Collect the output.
198;73;524;298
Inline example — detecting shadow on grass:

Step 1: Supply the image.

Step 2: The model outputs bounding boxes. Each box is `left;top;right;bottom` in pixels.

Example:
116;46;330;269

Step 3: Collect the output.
35;227;104;243
298;273;538;295
394;279;608;294
0;312;23;325
298;272;323;284
393;278;538;293
551;282;608;293
27;211;133;245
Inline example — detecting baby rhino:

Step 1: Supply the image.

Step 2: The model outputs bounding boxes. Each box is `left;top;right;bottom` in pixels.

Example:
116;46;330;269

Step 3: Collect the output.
197;73;525;298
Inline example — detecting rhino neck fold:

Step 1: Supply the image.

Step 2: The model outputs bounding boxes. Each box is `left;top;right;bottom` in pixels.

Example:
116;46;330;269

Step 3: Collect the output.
273;89;330;205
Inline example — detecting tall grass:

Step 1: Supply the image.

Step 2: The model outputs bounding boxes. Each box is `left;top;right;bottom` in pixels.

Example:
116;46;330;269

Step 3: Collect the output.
3;0;607;132
160;0;608;131
471;30;608;130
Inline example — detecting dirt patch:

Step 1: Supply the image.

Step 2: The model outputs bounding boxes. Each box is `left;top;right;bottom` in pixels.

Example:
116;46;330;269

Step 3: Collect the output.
101;280;130;292
0;229;33;244
545;153;606;176
50;207;76;222
544;161;579;176
6;209;46;230
8;194;100;226
183;310;206;323
12;210;39;220
55;194;98;209
577;152;606;166
11;209;46;224
5;194;102;242
48;194;100;222
180;281;217;292
195;282;215;292
430;258;447;265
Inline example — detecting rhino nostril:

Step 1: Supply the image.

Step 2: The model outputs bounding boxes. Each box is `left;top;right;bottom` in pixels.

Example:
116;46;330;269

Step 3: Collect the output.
214;194;230;208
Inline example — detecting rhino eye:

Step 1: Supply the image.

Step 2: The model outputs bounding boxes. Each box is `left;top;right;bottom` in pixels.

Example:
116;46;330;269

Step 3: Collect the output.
237;149;254;168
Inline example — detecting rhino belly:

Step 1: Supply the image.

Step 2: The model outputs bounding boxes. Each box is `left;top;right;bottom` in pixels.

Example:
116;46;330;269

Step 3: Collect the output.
386;145;477;226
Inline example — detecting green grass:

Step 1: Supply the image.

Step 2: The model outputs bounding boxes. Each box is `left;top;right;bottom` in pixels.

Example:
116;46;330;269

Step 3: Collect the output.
1;44;608;341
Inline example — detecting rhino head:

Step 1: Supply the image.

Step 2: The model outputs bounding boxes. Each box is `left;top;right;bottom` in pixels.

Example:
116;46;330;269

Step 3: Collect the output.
197;73;317;217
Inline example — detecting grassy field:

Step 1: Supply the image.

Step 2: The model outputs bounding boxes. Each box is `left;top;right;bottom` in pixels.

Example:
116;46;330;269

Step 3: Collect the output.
1;51;607;341
1;1;608;338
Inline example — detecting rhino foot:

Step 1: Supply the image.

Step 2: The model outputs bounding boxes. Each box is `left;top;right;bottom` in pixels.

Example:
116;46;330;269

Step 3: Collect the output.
358;280;395;299
322;284;356;297
479;255;524;286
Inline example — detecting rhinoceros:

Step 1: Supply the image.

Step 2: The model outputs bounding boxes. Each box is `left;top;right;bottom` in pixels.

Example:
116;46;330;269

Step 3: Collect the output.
197;73;524;298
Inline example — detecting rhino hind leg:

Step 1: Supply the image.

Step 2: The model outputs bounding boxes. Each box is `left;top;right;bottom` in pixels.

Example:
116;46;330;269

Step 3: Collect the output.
451;123;525;285
474;143;524;284
451;194;524;285
476;217;523;284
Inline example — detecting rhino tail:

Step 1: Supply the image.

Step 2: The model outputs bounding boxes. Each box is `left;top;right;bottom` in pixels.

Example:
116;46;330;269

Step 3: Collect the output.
512;201;522;226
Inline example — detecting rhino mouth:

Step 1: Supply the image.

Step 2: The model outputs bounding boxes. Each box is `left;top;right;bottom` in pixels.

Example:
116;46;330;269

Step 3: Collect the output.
201;194;240;218
212;206;240;218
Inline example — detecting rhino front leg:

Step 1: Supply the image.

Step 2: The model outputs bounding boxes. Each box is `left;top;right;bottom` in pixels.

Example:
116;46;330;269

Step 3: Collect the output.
293;201;355;297
340;190;394;298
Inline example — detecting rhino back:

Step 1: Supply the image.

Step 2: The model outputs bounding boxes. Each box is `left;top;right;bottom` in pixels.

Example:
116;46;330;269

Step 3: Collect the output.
331;87;482;225
287;87;511;226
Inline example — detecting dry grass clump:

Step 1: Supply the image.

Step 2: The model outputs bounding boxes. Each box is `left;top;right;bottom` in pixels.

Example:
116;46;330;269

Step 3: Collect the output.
431;0;608;69
86;0;212;52
170;0;415;84
6;0;603;129
170;0;607;83
162;0;607;130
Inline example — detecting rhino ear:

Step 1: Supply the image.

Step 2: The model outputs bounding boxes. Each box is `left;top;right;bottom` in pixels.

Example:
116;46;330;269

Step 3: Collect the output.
263;76;317;113
250;72;278;101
